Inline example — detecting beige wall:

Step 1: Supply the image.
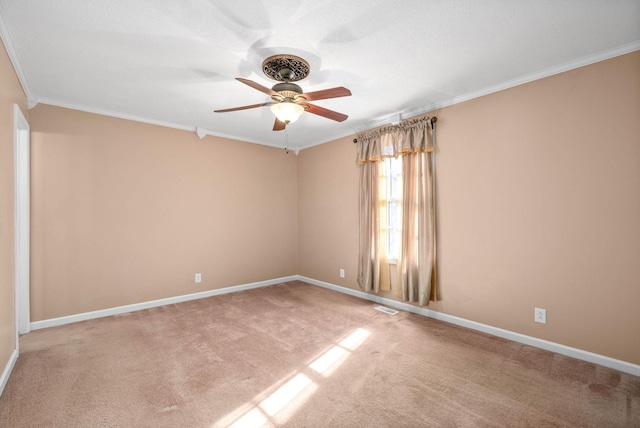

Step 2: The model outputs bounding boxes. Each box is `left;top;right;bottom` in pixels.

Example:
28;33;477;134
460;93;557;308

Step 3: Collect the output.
298;51;640;365
17;48;640;369
297;135;360;287
0;39;27;378
30;105;298;320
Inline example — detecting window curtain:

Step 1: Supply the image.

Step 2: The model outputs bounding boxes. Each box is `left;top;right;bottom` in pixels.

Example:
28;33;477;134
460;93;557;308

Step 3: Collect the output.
356;116;437;305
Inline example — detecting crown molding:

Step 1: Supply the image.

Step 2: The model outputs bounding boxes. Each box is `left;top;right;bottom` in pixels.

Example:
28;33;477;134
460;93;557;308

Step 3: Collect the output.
398;40;640;122
21;39;640;155
35;98;291;151
297;41;640;153
190;125;288;150
0;5;35;104
36;97;195;131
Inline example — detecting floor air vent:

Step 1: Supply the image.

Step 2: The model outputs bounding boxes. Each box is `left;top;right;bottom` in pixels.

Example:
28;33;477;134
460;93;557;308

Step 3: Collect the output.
374;305;399;315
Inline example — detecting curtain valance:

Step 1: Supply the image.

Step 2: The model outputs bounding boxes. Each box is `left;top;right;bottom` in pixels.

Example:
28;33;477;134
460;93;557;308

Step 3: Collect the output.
356;116;434;164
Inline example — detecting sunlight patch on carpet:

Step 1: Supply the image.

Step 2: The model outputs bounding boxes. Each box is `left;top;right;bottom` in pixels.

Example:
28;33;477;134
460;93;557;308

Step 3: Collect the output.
309;346;348;376
309;328;371;376
228;408;268;428
213;327;372;428
259;374;313;417
340;327;371;351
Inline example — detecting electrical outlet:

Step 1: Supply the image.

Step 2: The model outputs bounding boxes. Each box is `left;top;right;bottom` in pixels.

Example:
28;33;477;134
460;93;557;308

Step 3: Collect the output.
339;269;345;278
195;273;202;283
535;308;546;324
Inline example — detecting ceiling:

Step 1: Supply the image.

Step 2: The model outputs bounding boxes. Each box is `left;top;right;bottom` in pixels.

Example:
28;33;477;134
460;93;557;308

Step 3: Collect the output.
1;1;639;151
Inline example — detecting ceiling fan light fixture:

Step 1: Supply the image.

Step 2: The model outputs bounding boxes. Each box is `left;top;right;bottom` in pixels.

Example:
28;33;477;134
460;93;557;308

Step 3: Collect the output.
271;102;304;124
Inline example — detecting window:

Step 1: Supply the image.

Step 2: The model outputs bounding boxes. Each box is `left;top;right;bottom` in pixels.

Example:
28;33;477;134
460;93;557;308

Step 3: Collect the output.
356;116;437;303
383;157;402;261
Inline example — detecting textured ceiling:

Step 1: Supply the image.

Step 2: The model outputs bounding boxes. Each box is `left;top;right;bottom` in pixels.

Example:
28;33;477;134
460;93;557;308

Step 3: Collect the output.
1;1;639;150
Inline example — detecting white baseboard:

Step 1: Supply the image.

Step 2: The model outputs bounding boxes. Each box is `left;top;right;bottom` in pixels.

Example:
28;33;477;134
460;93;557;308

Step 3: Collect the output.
297;275;640;378
31;276;297;331
0;349;18;397
26;274;639;378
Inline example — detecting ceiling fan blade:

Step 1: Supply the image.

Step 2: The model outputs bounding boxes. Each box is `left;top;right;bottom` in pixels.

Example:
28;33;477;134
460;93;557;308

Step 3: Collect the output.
300;86;351;101
305;103;348;122
214;102;274;113
273;118;286;131
236;77;279;96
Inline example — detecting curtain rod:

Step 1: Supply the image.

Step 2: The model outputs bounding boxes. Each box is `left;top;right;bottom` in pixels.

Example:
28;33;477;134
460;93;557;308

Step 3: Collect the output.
353;116;437;143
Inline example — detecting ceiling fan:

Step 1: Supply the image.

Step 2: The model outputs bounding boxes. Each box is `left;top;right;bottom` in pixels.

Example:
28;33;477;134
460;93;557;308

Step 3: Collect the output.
214;54;352;131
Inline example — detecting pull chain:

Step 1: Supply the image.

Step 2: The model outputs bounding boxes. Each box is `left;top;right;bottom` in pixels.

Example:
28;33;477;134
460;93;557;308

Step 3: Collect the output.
285;130;289;154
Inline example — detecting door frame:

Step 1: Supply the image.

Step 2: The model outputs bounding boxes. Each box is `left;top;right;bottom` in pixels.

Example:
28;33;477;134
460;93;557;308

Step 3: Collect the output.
14;103;30;343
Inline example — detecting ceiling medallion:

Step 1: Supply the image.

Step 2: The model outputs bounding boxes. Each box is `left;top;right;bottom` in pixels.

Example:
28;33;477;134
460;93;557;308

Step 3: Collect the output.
262;54;310;82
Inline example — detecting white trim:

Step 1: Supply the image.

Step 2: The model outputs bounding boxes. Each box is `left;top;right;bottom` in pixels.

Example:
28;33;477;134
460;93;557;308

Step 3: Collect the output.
28;44;640;155
14;104;30;336
296;276;640;378
34;97;194;132
35;98;289;150
195;127;208;139
25;272;640;377
34;98;287;150
297;42;640;153
30;276;296;331
399;41;640;122
0;7;36;104
0;349;18;397
189;127;285;150
192;126;284;150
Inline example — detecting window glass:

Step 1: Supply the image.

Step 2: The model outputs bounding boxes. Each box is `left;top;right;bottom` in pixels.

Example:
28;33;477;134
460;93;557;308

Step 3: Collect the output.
384;157;402;259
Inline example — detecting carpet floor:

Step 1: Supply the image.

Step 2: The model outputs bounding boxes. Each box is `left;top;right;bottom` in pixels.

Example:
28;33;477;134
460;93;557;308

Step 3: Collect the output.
1;280;639;427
